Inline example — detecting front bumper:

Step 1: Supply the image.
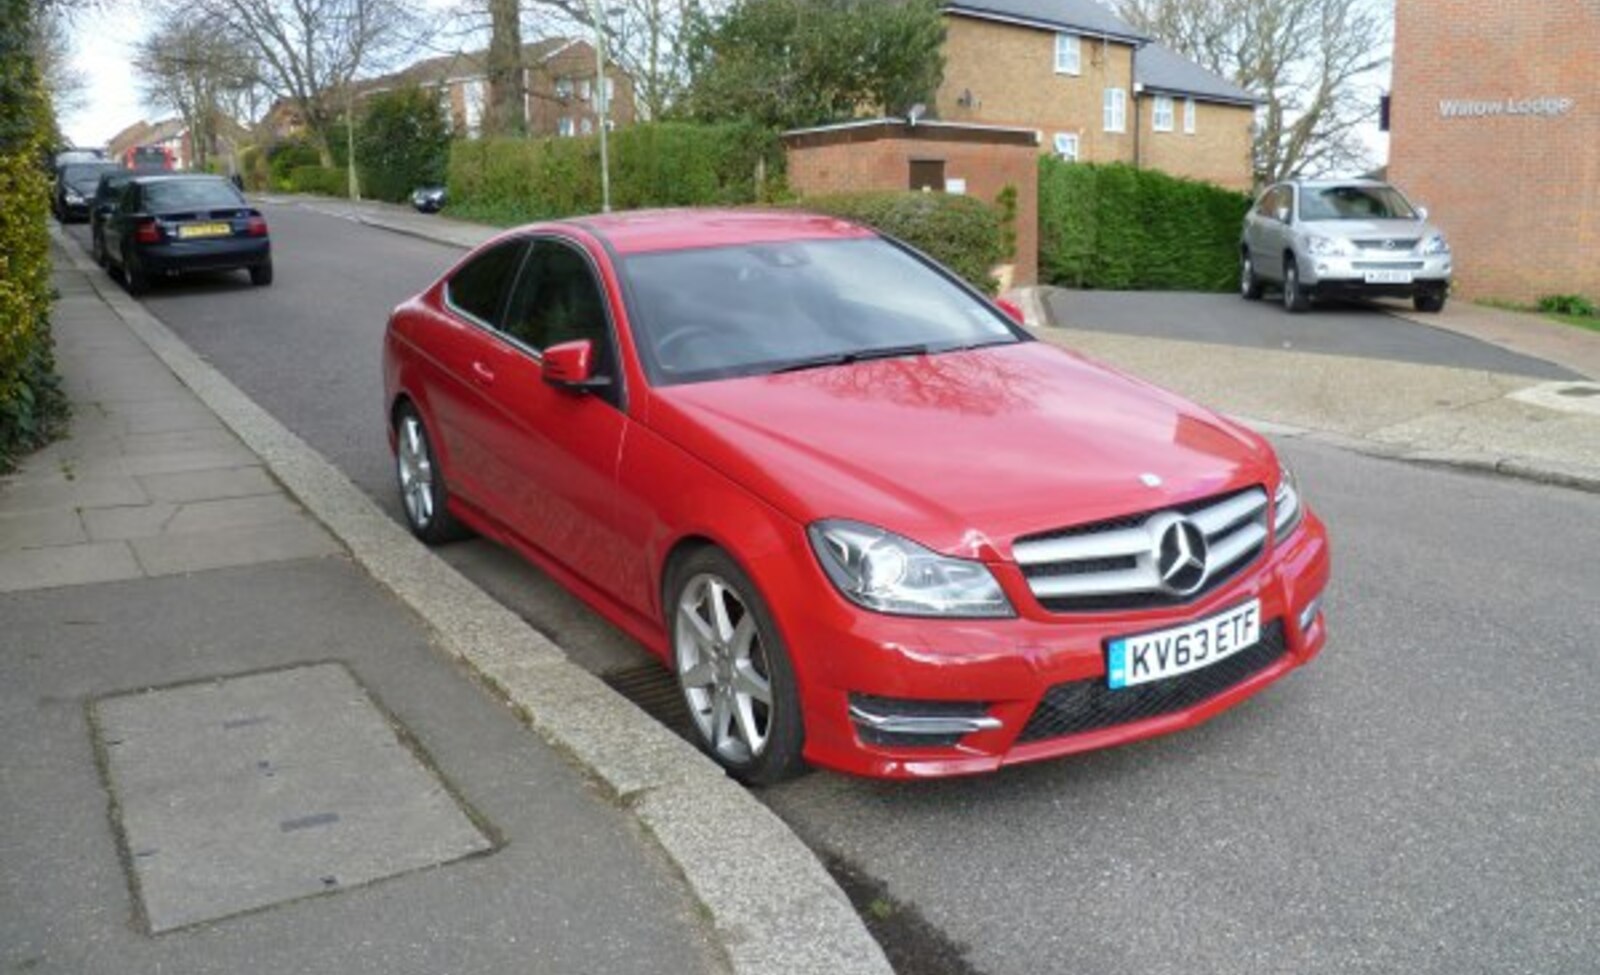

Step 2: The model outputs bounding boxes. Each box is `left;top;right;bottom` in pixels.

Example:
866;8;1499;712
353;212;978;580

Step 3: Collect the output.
778;512;1331;779
1300;252;1451;295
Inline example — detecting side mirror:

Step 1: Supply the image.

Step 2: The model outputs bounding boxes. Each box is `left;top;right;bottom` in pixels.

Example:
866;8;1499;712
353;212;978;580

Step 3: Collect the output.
1416;205;1429;220
1275;206;1291;224
996;298;1027;325
541;339;610;393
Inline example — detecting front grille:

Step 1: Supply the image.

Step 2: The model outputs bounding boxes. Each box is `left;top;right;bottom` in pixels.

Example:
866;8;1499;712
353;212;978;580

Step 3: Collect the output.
1013;487;1269;613
1353;238;1420;252
1352;260;1425;270
1016;620;1287;743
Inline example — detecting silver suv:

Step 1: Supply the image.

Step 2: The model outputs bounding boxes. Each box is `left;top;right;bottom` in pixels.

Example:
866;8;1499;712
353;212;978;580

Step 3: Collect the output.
1240;179;1452;313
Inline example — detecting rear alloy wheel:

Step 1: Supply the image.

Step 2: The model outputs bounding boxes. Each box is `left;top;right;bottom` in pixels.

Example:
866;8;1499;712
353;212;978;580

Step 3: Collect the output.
394;405;468;544
1282;258;1310;313
1240;252;1264;300
92;230;105;267
122;245;149;296
670;549;804;784
250;260;273;286
1414;291;1447;313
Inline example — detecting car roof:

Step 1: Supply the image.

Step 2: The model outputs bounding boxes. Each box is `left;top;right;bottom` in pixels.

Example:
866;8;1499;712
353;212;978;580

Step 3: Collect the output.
560;208;876;256
128;173;231;184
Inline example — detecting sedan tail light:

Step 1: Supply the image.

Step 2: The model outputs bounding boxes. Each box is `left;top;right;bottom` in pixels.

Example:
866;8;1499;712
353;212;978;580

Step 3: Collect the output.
134;219;162;244
245;214;268;237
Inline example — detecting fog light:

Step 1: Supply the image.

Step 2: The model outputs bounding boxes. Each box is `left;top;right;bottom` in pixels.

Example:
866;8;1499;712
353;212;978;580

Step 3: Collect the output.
1298;595;1323;633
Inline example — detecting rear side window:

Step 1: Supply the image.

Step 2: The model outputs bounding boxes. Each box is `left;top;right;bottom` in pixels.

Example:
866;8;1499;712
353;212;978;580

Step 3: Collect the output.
446;240;528;326
142;179;245;211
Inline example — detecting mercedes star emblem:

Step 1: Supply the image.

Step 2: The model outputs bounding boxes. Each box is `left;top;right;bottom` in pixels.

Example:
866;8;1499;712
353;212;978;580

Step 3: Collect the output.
1151;514;1208;595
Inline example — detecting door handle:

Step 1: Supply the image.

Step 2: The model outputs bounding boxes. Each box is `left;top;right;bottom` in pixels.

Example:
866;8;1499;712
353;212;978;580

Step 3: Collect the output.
471;361;496;386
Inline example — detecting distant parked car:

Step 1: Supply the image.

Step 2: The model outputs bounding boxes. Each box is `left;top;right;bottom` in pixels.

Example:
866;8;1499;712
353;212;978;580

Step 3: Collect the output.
104;175;272;295
54;147;106;168
411;185;447;213
1240;179;1453;313
54;161;120;222
90;170;139;266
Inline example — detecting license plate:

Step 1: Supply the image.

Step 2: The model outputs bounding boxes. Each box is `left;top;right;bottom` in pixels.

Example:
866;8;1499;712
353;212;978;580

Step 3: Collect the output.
1364;269;1414;284
1106;600;1261;689
177;222;231;239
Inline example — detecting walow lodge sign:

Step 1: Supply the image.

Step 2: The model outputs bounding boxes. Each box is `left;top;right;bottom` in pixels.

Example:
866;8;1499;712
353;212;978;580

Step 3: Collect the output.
1439;96;1577;119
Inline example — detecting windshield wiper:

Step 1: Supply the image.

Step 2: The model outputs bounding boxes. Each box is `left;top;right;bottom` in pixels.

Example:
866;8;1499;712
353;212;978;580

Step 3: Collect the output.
769;343;932;374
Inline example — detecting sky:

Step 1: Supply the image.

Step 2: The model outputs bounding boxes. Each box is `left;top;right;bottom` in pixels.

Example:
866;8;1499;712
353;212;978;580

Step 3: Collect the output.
60;2;1392;165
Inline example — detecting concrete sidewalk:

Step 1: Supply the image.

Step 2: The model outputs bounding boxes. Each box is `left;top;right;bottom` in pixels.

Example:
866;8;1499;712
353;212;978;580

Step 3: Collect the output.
17;230;894;975
1013;287;1600;493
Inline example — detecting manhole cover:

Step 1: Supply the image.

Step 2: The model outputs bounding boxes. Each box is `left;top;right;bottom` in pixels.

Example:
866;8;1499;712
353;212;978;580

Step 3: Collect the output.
93;663;492;933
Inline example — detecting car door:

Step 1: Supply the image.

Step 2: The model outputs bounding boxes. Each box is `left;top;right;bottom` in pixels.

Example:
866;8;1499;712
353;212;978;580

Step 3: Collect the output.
1255;185;1289;279
418;237;530;512
470;235;634;595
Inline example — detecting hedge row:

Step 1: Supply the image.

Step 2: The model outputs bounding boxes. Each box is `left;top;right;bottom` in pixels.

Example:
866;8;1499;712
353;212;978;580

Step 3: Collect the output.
0;0;68;469
287;165;349;197
446;122;783;224
1039;159;1251;292
795;191;1009;294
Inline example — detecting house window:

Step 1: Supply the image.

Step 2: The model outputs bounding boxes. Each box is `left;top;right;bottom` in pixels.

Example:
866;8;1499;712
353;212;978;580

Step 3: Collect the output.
579;117;593;135
1052;132;1079;162
578;78;592;100
558;116;575;137
1153;95;1175;132
463;79;485;137
909;159;945;192
1184;98;1197;134
1054;33;1081;75
1103;87;1127;132
554;76;573;100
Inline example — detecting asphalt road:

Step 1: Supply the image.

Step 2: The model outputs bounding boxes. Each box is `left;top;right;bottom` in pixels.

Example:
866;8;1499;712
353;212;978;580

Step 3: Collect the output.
1045;289;1582;380
67;205;1600;975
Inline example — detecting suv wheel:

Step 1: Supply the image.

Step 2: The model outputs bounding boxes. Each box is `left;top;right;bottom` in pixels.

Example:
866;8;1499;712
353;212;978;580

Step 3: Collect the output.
1240;252;1264;300
1414;291;1447;314
1282;257;1311;313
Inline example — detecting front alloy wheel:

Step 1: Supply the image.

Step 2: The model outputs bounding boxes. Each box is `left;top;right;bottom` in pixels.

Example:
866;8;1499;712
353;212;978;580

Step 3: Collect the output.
670;550;804;783
1283;259;1310;313
394;405;467;544
1240;252;1263;300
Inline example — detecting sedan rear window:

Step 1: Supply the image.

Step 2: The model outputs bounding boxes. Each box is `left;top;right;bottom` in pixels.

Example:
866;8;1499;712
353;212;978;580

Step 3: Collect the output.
620;238;1023;385
142;179;246;211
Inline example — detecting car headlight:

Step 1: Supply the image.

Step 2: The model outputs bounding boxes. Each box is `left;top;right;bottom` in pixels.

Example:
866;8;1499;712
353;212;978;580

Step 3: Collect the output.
808;519;1015;618
1273;464;1304;542
1304;235;1352;257
1421;233;1450;255
65;190;84;204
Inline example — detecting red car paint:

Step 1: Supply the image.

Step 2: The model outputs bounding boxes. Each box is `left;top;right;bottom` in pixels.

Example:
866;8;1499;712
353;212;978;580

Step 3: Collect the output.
384;210;1330;779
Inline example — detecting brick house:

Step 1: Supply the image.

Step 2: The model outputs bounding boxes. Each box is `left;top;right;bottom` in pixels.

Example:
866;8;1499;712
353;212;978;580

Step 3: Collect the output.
358;38;636;139
1388;0;1598;302
935;0;1259;190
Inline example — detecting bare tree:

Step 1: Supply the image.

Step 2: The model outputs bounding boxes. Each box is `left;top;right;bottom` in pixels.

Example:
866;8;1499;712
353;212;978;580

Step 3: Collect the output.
1117;0;1389;183
30;5;88;118
133;10;258;168
181;0;422;164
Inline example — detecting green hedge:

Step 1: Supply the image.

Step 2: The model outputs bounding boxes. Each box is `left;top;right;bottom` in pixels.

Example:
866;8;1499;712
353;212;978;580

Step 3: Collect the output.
794;191;1008;294
446;122;783;224
1;0;68;470
355;86;450;203
287;165;349;197
1039;159;1251;292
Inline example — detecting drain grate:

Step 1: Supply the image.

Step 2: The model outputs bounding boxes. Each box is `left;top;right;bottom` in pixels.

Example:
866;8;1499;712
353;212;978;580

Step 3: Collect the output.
602;663;699;744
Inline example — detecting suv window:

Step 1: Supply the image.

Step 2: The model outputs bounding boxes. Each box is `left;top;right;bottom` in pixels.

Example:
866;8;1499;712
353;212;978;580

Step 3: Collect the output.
1255;186;1281;218
446;240;528;326
502;240;610;356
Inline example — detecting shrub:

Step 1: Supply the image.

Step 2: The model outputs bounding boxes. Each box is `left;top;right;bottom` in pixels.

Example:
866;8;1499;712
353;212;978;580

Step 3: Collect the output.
1537;294;1597;318
268;140;321;189
0;0;69;470
446;122;783;225
795;191;1008;293
288;165;349;197
356;86;450;203
1039;159;1251;292
239;144;269;191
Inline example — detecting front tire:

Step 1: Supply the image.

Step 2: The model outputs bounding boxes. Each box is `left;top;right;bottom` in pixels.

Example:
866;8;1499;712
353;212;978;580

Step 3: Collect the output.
1282;257;1310;313
668;547;805;784
1414;290;1447;313
394;404;469;544
1240;251;1264;300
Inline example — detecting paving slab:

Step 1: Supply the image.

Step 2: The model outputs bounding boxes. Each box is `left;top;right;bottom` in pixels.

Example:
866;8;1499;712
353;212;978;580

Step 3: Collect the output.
137;465;280;503
0;540;143;592
0;508;87;551
128;520;339;576
94;663;493;933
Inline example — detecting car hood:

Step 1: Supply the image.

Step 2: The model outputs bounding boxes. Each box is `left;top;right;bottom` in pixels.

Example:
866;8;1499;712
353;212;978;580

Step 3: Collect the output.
648;341;1277;560
1299;217;1440;241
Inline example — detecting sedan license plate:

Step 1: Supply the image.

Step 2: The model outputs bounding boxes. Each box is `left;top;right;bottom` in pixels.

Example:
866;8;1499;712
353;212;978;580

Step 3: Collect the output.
1106;600;1261;689
1364;269;1414;284
178;222;231;239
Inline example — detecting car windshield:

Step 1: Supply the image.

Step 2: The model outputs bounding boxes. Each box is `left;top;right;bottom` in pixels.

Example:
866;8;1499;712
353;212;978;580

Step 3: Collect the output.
620;237;1023;386
1299;185;1418;221
143;179;245;211
62;162;118;191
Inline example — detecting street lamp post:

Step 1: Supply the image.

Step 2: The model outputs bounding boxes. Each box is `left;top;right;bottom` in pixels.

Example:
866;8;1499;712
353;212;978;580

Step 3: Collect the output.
589;0;611;212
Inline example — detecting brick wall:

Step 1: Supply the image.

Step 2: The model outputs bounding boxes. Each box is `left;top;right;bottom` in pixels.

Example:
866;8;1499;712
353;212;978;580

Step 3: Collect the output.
786;128;1039;285
526;42;638;137
1389;0;1599;301
1137;97;1254;191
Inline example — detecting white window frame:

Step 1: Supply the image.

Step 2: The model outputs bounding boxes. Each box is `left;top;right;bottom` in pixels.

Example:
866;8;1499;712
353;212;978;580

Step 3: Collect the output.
1153;95;1175;132
1054;33;1081;75
1103;87;1127;133
1052;132;1080;162
554;76;574;100
557;116;575;137
579;116;594;135
1184;97;1197;135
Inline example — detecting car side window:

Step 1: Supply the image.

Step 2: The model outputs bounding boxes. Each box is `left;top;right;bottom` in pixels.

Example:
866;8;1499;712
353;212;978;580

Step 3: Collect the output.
501;240;611;357
446;240;528;327
1254;187;1277;218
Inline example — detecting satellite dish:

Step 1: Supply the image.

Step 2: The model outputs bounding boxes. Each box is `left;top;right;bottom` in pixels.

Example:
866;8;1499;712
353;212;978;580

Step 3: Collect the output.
907;103;927;125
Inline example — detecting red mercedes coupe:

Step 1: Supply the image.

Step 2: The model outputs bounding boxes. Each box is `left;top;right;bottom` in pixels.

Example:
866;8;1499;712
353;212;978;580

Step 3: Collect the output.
383;209;1330;781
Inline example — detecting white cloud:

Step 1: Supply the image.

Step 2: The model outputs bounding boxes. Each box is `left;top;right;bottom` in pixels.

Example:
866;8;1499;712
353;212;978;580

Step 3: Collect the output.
61;7;149;147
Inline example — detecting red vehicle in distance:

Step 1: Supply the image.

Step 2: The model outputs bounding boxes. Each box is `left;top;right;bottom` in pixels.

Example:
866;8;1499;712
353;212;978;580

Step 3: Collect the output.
121;145;174;171
382;209;1331;782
